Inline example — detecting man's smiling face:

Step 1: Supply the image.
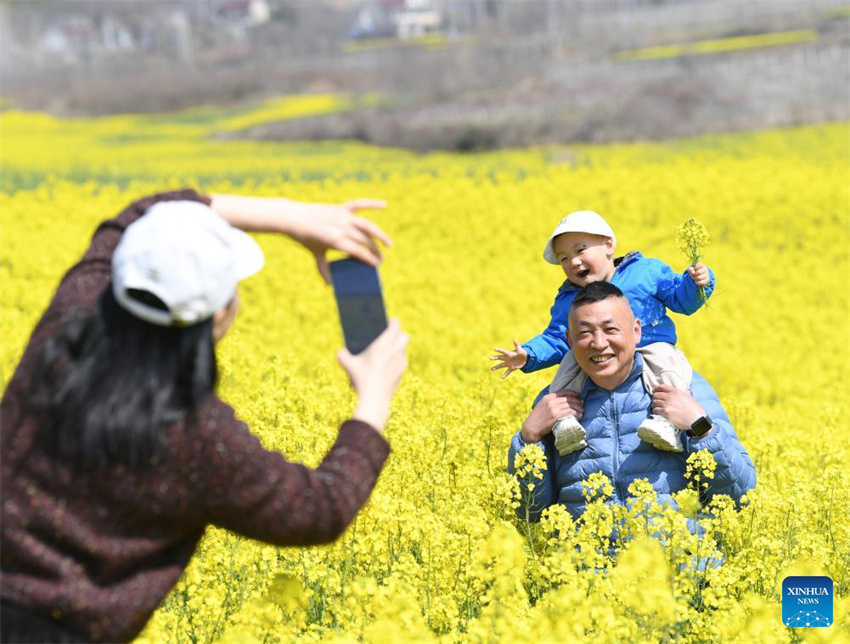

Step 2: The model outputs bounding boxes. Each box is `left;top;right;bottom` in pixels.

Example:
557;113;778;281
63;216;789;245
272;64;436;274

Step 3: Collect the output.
567;295;641;390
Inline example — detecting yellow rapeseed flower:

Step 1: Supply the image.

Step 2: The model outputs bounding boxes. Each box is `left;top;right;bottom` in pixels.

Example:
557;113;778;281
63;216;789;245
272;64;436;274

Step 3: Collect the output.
1;106;848;644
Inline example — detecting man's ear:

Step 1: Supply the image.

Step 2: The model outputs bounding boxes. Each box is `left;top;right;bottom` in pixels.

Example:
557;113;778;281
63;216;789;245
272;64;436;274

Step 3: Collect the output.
634;318;642;344
566;328;572;347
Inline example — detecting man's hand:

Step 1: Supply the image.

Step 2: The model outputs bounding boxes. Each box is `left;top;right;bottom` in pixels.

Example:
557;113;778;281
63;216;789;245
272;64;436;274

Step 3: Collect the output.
521;390;583;443
687;262;710;287
651;384;707;431
490;339;528;378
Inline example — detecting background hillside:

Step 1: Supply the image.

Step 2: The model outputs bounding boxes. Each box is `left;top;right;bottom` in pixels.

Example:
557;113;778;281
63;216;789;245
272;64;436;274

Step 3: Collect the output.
1;0;848;149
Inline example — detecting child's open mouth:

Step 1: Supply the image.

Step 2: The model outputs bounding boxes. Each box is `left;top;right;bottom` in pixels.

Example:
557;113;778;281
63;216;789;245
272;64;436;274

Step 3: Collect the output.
576;268;591;279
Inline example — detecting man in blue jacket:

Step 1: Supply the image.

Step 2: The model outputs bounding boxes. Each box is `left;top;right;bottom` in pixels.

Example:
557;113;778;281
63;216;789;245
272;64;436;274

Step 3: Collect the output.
507;281;756;522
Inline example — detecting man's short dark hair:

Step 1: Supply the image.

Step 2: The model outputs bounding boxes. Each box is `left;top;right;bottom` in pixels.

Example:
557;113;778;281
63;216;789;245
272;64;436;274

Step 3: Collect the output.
570;281;626;311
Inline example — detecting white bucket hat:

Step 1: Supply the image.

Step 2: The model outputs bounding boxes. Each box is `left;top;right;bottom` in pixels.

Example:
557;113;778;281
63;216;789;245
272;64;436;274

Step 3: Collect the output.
542;210;616;265
112;201;265;326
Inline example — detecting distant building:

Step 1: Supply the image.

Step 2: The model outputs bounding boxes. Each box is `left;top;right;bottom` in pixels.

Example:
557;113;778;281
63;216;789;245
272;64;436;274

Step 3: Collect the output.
349;0;443;41
215;0;271;27
349;1;395;41
393;0;441;39
37;13;134;64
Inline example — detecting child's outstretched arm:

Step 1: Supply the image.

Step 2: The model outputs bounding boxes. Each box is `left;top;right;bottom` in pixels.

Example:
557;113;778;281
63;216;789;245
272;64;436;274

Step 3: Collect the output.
490;340;528;378
492;285;573;377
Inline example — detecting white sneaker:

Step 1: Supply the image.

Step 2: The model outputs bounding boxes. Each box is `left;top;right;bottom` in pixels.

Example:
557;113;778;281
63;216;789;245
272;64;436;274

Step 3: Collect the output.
638;415;684;452
552;416;587;456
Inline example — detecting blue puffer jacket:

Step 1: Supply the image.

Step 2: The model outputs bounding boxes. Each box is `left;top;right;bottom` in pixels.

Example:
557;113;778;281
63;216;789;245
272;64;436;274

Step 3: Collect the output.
521;252;716;373
508;353;756;522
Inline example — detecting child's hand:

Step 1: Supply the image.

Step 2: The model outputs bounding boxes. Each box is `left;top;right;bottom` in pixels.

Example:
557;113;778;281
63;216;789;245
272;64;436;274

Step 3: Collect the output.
490;339;528;378
688;262;710;287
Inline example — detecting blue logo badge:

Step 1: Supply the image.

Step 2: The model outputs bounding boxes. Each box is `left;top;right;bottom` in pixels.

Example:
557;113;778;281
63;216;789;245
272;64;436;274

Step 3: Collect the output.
783;576;833;627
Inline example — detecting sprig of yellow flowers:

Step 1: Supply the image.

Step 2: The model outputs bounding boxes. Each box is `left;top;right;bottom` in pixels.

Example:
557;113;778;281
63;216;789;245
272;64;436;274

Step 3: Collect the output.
677;217;711;302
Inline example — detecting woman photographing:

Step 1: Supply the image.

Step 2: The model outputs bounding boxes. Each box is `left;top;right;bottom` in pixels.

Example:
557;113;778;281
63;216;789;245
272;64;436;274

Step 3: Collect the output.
1;189;408;643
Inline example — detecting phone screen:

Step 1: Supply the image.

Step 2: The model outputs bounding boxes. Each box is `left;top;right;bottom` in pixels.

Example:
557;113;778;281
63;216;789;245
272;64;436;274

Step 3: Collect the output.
329;258;388;355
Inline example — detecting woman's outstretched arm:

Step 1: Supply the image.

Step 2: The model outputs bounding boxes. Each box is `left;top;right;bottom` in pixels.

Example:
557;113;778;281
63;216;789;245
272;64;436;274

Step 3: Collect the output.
209;194;391;284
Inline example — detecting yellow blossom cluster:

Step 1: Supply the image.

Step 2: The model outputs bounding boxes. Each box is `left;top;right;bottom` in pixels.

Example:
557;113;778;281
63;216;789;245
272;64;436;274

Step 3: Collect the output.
677;217;711;266
1;104;848;643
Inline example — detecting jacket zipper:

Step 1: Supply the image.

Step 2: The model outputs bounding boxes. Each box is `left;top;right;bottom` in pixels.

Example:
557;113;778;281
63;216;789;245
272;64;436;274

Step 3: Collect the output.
610;391;626;504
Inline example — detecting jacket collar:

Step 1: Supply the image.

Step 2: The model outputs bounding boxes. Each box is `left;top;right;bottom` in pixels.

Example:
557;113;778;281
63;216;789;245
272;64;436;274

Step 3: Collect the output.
558;251;643;293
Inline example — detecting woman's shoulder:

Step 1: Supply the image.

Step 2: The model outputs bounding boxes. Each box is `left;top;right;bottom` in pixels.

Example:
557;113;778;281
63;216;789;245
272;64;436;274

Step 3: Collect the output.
189;395;243;433
158;394;261;468
159;395;239;445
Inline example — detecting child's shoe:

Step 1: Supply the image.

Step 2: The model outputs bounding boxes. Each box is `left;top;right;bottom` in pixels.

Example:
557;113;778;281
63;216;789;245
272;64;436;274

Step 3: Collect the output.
638;415;684;452
552;416;587;456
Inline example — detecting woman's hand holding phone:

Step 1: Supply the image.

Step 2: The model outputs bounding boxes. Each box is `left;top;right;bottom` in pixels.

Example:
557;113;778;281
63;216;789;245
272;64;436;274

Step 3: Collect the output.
337;319;408;433
210;192;403;432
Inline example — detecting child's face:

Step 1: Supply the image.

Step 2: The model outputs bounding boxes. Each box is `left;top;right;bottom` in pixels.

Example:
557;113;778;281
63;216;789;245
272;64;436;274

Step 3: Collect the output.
552;232;616;286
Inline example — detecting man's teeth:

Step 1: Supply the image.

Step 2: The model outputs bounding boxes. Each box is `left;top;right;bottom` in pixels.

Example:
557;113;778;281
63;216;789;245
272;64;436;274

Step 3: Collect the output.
590;356;612;363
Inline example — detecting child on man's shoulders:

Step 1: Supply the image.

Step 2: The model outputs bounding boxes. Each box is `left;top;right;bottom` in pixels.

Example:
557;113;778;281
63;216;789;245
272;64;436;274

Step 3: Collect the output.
491;210;714;454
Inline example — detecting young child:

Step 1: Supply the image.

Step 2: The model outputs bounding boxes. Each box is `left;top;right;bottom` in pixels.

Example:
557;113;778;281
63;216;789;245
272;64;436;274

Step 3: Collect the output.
491;210;714;454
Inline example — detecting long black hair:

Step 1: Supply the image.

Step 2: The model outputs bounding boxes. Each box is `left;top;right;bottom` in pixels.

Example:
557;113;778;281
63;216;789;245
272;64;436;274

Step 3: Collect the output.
30;285;218;467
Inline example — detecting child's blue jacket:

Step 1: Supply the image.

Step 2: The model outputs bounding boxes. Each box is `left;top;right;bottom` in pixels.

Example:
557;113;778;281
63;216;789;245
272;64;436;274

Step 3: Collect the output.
521;252;716;373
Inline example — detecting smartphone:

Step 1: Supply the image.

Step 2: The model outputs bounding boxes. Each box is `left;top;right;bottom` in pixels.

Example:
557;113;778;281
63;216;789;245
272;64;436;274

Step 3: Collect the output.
329;258;388;355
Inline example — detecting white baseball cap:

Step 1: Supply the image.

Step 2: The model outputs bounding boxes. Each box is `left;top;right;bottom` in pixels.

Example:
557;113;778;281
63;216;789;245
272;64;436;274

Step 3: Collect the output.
112;201;265;326
542;210;616;265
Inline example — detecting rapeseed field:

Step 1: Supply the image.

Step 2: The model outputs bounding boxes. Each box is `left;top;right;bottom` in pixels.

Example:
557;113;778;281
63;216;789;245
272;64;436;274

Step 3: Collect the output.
1;102;848;643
